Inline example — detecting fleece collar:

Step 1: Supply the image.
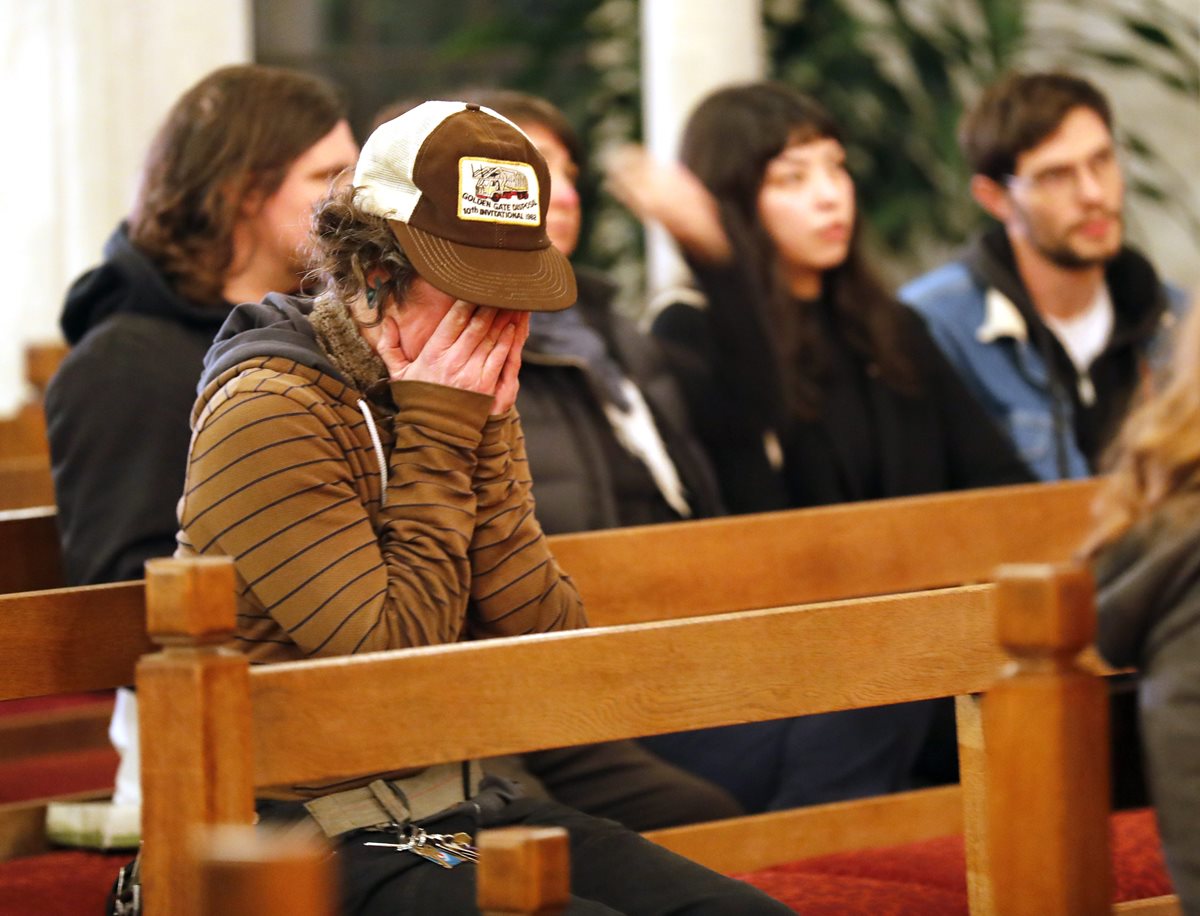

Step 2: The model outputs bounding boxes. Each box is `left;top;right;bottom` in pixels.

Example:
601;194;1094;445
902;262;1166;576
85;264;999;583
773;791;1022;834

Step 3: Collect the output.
976;288;1028;345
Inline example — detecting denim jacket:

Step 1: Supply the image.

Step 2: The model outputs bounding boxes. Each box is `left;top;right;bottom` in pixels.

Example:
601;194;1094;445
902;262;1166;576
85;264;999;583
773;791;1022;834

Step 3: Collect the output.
901;228;1184;481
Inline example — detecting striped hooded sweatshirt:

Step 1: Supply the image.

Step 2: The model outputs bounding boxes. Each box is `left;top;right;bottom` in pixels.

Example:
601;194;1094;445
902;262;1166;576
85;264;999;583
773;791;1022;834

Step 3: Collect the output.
176;294;585;665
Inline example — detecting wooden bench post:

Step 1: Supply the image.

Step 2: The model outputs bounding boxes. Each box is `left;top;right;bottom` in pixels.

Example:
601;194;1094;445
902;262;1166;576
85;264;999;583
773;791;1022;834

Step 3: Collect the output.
137;557;255;916
477;826;570;916
957;692;992;915
984;563;1111;915
194;825;334;916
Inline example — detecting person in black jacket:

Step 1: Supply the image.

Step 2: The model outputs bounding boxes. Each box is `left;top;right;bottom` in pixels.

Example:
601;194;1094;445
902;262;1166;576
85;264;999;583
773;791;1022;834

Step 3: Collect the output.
48;64;356;588
455;90;741;829
1086;289;1200;913
45;63;357;810
472;90;723;534
608;82;1034;812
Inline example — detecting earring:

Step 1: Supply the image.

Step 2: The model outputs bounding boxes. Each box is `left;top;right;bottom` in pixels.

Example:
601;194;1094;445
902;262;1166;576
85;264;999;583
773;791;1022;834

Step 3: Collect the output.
366;278;384;306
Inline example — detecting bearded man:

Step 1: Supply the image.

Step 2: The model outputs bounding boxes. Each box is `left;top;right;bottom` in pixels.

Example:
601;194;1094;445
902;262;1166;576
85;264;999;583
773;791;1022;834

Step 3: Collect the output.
901;71;1185;481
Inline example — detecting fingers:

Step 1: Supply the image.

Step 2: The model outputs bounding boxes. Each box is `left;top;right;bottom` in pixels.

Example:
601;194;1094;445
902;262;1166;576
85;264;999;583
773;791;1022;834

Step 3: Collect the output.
374;315;411;379
489;321;525;415
480;323;516;390
512;311;531;349
602;144;656;218
423;300;477;354
605;147;731;263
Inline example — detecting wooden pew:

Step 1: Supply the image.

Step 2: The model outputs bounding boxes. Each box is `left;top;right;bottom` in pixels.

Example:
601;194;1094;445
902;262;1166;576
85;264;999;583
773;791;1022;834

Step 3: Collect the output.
0;480;1175;912
0;566;565;914
136;557;1178;916
193;825;335;916
0;457;55;512
0;407;48;462
0;482;1096;834
0;507;65;593
0;507;107;812
22;343;67;402
192;823;570;916
0;477;1099;616
0;481;1098;807
555;477;1099;624
0;342;65;511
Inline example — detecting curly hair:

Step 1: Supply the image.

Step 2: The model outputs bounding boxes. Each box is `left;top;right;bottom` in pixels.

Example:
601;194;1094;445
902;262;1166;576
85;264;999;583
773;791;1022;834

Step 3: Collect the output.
308;184;418;323
128;64;345;306
1086;293;1200;554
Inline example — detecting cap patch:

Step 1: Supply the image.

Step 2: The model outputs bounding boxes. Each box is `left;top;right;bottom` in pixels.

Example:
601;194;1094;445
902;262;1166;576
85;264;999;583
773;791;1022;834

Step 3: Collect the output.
458;157;541;226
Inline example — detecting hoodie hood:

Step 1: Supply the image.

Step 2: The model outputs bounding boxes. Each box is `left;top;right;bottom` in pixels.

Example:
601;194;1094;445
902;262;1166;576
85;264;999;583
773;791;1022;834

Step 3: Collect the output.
61;223;232;345
199;293;351;395
1094;494;1200;669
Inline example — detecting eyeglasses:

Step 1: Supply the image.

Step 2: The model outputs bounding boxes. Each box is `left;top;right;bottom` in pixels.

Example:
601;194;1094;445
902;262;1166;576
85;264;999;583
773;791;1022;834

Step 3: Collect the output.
1004;146;1120;198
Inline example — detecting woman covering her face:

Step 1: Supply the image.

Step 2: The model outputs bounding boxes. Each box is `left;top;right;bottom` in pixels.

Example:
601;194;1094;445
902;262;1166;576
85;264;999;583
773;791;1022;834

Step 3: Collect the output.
611;81;1033;813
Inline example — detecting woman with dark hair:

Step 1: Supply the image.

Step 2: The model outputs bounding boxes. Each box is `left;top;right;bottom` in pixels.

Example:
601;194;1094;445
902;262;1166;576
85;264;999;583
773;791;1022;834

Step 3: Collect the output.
1085;289;1200;911
610;81;1032;812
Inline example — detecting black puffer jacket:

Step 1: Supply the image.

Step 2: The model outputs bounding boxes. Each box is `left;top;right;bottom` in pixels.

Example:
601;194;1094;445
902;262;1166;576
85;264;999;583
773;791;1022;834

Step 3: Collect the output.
1094;494;1200;913
517;268;722;534
46;224;232;584
651;262;1033;514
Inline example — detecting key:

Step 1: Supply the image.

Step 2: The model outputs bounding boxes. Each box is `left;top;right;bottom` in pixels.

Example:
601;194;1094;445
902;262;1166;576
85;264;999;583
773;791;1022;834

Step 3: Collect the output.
362;824;421;852
430;831;479;863
411;841;470;869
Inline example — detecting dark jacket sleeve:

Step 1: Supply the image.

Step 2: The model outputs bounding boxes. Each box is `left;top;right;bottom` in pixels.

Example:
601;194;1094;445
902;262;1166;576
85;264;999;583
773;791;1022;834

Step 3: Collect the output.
907;313;1036;489
651;293;788;515
1093;501;1200;669
1093;500;1200;905
601;308;724;520
45;315;207;585
654;261;784;436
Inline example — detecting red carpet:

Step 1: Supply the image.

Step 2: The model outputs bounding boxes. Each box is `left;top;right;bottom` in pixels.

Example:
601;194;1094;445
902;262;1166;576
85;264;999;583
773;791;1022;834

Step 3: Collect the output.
735;808;1172;914
0;747;118;804
0;809;1171;914
0;693;113;717
0;850;127;916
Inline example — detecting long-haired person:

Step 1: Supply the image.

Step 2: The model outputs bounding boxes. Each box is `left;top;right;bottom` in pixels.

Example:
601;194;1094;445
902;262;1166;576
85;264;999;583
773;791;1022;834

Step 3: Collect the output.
1086;291;1200;911
610;81;1032;812
46;63;357;825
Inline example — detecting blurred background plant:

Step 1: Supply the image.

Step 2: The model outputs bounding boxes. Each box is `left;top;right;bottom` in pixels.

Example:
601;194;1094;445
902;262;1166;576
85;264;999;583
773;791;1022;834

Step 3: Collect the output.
257;0;1199;297
765;0;1200;275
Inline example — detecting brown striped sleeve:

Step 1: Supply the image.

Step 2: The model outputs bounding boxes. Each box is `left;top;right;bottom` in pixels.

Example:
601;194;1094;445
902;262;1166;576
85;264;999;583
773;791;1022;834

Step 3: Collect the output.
180;374;490;657
466;407;586;639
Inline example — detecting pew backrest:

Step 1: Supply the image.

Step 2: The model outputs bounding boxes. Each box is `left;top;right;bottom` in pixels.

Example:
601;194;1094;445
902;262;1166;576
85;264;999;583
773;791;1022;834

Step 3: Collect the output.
0;479;1097;633
0;507;65;593
0;456;55;512
551;479;1098;625
136;557;1134;916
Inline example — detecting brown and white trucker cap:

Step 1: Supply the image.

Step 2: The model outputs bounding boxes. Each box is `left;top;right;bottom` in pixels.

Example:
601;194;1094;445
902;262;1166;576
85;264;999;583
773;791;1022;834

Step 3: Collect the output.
354;100;576;312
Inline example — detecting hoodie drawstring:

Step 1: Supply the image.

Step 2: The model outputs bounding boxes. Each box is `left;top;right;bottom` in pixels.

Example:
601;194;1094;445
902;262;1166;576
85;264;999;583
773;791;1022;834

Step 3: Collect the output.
358;399;387;505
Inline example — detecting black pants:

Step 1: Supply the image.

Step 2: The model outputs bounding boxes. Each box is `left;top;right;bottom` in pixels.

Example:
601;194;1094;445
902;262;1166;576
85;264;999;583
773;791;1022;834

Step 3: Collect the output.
336;795;793;915
485;740;743;830
640;701;937;813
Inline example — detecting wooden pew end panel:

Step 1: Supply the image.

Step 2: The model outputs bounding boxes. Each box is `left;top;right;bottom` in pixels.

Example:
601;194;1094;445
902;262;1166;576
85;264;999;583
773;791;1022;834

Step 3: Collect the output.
195;824;334;916
477;826;570;916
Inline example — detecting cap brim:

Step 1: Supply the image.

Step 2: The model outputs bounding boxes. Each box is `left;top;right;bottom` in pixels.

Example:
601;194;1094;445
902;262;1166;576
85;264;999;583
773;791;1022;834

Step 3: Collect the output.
389;221;576;312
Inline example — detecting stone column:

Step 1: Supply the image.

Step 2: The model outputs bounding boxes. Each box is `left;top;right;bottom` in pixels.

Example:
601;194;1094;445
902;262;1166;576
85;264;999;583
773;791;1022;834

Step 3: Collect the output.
0;0;251;413
639;0;765;300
